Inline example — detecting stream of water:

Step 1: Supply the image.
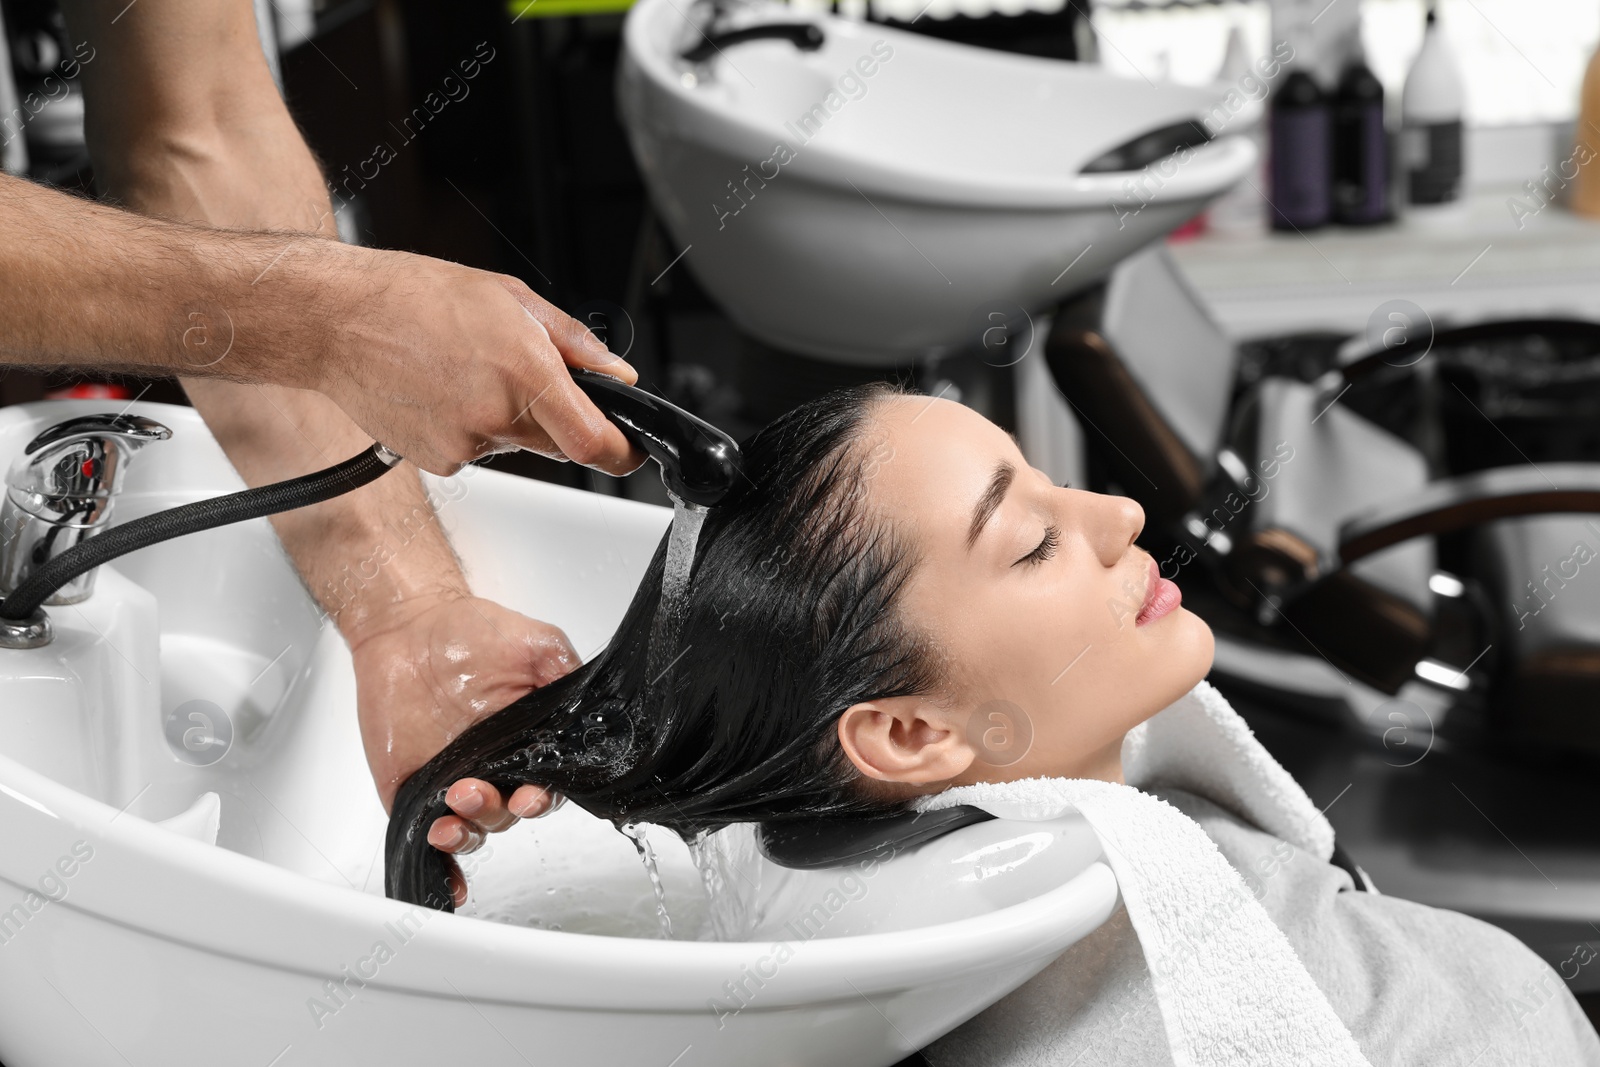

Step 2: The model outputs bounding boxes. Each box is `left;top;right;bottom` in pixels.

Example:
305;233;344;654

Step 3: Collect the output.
621;498;710;939
620;822;674;939
644;498;707;690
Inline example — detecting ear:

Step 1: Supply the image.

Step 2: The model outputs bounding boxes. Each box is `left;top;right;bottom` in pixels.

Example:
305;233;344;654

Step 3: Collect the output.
837;696;976;785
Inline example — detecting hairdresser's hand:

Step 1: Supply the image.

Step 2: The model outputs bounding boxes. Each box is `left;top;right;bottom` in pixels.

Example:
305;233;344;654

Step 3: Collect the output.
292;244;647;478
351;592;578;906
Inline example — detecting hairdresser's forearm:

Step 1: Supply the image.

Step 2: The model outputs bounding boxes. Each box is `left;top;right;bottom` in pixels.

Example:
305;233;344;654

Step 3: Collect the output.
12;0;328;381
0;170;354;386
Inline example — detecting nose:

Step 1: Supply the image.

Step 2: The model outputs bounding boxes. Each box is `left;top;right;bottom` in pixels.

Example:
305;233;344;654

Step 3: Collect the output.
1081;490;1144;568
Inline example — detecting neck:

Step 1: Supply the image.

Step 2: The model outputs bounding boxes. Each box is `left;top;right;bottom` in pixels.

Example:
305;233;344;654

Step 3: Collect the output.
1077;735;1126;785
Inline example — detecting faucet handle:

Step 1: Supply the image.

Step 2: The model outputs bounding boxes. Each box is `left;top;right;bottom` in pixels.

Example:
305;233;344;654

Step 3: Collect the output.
680;22;823;65
9;413;172;509
1;412;172;606
25;413;171;452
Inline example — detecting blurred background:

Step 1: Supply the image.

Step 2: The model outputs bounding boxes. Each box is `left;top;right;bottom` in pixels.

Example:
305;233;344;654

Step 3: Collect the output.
7;0;1590;500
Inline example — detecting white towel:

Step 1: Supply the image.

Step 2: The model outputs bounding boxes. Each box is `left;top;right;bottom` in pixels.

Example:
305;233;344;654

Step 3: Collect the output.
915;678;1373;1067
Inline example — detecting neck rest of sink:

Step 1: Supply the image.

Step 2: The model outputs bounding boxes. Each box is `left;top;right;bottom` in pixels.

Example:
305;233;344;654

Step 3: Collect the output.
703;807;1105;941
755;805;996;870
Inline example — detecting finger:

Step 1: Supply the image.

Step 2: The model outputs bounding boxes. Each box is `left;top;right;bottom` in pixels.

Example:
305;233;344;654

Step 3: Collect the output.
509;784;560;818
495;277;638;384
427;813;485;855
445;778;521;834
513;359;647;477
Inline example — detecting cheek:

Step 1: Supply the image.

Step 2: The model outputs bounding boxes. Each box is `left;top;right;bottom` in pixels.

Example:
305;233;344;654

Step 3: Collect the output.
938;573;1107;722
955;568;1119;684
972;572;1073;644
1044;567;1133;653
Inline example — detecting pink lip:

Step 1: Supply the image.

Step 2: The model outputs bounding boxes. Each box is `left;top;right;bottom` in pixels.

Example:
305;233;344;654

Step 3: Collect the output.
1135;555;1182;626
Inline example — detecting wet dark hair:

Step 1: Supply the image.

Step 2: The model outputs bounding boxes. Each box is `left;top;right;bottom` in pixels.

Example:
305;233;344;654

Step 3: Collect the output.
386;382;947;910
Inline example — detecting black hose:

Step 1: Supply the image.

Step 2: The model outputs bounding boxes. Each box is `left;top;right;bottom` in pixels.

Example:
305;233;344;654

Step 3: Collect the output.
0;444;399;622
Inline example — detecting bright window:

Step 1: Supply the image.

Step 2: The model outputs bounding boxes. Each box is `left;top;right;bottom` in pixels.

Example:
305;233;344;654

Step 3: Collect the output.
1090;0;1600;127
1091;0;1272;86
1363;0;1599;126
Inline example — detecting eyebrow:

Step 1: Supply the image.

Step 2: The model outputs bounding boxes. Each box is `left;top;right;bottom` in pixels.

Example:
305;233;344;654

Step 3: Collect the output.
966;460;1016;551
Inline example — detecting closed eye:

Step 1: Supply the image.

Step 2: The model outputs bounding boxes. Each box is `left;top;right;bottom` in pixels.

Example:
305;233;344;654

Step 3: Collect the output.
1015;524;1061;567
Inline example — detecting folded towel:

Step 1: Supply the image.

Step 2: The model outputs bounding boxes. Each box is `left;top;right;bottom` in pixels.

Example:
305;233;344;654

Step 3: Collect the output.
1122;677;1335;862
915;678;1372;1067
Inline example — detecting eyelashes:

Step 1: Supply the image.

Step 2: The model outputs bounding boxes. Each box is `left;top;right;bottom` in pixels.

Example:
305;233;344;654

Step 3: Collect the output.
1008;477;1070;567
1016;524;1061;567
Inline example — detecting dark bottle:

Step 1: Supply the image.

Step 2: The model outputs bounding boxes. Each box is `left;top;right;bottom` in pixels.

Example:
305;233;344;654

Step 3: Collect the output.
1269;69;1332;230
1332;61;1389;224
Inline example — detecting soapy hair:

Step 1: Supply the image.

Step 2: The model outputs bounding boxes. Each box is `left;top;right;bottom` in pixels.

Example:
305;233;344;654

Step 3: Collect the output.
386;382;944;911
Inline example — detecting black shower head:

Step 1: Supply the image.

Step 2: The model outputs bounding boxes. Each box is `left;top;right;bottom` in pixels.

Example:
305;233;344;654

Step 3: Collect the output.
571;367;744;507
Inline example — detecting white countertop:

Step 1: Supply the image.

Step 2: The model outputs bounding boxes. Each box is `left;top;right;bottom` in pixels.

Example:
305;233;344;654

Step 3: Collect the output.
1168;187;1600;342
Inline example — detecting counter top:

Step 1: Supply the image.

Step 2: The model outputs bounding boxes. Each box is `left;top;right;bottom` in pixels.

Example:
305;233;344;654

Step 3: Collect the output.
1169;187;1600;342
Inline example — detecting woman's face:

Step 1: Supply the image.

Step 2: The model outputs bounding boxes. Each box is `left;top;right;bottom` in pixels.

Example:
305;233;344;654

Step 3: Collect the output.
839;394;1214;787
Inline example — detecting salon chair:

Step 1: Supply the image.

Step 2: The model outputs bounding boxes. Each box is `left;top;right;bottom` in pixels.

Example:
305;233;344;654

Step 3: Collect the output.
1042;244;1600;755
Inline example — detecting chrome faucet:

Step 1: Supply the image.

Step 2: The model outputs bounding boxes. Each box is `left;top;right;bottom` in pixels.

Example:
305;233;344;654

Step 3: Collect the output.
0;414;171;608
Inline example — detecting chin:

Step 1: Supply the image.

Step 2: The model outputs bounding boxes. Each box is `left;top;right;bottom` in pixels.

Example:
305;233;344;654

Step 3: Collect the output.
1122;611;1215;728
1149;606;1215;681
1175;608;1216;680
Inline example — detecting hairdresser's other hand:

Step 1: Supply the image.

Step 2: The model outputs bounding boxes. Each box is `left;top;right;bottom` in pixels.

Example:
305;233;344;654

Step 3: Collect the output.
295;245;647;478
351;592;576;906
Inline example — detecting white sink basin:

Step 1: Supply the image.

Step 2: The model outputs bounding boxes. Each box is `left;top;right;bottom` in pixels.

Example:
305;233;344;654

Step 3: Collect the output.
0;401;1118;1067
618;0;1255;365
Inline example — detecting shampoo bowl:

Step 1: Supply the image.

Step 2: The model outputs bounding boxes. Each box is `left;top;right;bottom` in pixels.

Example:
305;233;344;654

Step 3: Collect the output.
0;401;1119;1067
618;0;1256;366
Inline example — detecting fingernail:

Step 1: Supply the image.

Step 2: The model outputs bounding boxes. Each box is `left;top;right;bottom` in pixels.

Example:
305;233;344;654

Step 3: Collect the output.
512;790;563;818
433;824;466;850
453;787;484;817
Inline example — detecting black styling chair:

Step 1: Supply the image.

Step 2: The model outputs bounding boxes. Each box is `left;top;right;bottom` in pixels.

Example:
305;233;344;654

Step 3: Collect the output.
1041;243;1600;756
